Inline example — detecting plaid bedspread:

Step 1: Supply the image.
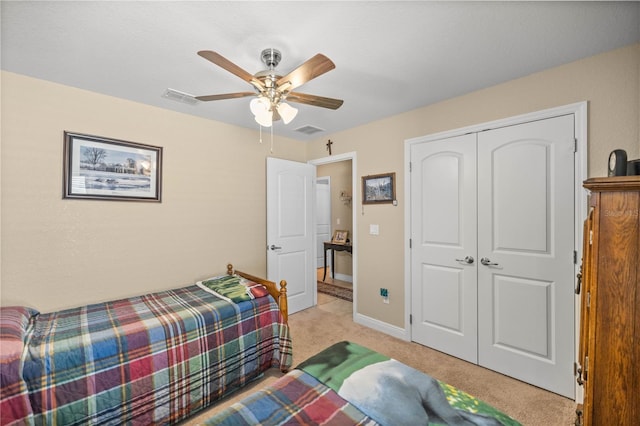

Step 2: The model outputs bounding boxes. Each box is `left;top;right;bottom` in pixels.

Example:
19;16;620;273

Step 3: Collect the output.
203;369;379;426
18;284;292;425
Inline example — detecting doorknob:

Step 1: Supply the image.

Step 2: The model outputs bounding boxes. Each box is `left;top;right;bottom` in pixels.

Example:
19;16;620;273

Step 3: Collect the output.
269;244;282;250
480;257;499;266
455;256;475;264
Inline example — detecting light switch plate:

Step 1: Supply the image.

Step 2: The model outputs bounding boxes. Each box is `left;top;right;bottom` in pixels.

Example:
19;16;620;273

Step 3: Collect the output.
370;224;379;235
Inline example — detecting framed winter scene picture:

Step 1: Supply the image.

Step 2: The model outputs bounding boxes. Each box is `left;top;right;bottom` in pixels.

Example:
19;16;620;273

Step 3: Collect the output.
63;132;162;202
362;172;395;205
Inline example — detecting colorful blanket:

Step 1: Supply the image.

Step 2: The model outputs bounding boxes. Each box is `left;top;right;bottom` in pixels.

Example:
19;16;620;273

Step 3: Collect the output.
299;341;520;426
1;284;292;426
204;369;379;426
206;342;521;426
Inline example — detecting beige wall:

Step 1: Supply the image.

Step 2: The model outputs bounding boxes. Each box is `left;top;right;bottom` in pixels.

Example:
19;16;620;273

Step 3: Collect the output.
317;161;353;277
1;71;305;312
307;43;640;328
2;43;639;325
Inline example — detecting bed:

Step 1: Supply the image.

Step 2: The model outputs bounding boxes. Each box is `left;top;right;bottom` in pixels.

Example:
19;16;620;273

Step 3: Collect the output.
0;264;292;426
204;341;521;426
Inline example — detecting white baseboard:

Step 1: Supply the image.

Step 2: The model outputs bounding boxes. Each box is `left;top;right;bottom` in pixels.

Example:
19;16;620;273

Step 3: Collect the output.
334;273;353;283
354;312;409;341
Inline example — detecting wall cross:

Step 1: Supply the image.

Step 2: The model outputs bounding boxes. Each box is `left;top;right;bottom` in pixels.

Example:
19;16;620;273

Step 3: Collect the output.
326;139;333;155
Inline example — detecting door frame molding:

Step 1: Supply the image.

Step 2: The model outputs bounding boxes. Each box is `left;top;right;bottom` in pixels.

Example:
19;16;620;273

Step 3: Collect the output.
404;102;587;395
309;152;357;317
315;176;332;270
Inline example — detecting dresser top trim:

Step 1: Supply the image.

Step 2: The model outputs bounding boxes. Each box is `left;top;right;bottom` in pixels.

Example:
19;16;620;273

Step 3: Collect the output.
583;176;640;192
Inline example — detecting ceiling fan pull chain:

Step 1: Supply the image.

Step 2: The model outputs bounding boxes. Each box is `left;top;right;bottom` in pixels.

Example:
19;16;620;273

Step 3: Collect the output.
259;124;263;144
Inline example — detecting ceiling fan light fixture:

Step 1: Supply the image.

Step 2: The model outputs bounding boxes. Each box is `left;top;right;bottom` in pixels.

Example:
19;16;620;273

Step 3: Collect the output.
254;111;273;128
277;102;298;124
250;97;273;127
250;96;269;115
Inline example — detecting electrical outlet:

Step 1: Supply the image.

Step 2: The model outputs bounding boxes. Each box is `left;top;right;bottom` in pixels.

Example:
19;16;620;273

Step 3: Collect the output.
383;297;389;304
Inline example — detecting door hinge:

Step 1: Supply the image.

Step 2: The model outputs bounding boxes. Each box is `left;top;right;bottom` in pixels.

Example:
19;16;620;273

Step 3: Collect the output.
574;138;578;153
409;238;412;249
409;162;412;172
575;362;584;385
410;314;412;325
573;250;577;264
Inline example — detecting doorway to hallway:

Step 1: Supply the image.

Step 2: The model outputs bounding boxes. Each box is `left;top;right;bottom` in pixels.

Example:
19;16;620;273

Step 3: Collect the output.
310;152;357;315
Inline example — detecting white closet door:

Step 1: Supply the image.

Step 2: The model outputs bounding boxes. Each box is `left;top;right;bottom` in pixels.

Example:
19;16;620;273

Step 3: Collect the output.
410;133;478;363
477;114;575;397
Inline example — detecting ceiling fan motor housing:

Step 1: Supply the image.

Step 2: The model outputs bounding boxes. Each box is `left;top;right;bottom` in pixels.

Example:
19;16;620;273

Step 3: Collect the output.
261;48;281;69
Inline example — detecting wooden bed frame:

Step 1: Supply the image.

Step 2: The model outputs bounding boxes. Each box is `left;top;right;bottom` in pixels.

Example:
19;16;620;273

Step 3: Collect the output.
227;263;288;323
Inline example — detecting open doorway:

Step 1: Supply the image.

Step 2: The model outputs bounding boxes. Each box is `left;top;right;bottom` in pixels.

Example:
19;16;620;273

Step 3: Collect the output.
310;152;357;311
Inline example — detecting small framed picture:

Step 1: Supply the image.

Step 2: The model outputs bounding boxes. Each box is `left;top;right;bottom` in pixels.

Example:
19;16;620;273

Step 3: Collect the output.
362;172;395;204
63;132;162;202
332;230;349;244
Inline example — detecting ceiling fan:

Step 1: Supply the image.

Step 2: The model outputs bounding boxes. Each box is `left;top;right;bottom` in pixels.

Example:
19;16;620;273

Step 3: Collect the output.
195;48;343;127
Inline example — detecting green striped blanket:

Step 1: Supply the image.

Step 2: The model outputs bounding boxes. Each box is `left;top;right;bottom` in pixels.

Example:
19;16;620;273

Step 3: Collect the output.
198;274;267;303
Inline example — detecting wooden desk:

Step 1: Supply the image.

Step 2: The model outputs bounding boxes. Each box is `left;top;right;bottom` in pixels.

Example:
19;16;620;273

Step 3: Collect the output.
323;242;352;281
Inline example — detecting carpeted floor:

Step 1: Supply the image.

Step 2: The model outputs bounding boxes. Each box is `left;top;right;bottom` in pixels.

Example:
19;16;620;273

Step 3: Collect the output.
182;293;576;425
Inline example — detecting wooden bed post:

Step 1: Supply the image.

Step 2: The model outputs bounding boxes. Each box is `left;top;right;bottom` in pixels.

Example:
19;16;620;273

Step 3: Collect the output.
278;280;288;323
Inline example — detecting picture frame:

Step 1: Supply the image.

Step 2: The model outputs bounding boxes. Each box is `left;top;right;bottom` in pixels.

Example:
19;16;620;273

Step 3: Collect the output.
63;132;162;202
362;172;395;204
332;230;349;244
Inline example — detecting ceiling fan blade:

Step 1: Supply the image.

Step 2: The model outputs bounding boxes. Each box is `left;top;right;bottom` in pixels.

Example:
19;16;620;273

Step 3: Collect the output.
286;92;343;110
197;50;265;91
195;92;255;101
276;54;335;91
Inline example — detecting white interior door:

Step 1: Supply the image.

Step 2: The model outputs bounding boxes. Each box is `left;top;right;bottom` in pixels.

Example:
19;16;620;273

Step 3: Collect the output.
410;133;478;363
477;115;575;398
316;177;331;268
266;157;316;314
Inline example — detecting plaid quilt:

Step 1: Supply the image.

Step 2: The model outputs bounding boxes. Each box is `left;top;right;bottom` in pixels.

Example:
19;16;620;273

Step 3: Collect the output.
16;284;292;426
203;369;379;426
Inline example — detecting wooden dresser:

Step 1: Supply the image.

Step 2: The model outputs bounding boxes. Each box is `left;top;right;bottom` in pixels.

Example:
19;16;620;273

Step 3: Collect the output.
576;176;640;426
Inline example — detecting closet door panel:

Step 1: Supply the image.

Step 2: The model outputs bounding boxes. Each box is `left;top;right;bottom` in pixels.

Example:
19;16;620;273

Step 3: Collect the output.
492;142;549;252
410;134;478;363
477;114;575;398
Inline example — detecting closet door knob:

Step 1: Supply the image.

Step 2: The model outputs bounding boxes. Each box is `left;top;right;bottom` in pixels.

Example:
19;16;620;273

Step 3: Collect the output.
455;256;475;264
480;257;499;266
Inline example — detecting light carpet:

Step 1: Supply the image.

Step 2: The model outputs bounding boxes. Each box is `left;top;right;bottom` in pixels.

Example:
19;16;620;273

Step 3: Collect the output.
182;293;576;425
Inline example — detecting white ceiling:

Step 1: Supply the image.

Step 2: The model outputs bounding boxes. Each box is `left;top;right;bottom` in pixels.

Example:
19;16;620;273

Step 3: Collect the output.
2;1;639;141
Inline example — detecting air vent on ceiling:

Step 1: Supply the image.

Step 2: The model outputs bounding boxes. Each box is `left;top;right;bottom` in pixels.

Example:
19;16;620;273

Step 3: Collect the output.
295;125;325;135
162;88;199;105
